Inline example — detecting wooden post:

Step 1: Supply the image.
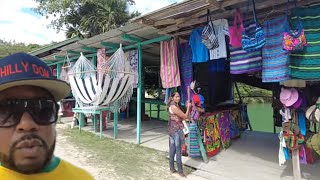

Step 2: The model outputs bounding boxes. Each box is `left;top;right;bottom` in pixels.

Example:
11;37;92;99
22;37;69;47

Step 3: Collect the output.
136;44;142;144
292;149;301;180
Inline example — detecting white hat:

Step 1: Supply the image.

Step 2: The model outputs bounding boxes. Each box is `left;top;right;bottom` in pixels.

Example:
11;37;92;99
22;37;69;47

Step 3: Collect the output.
305;97;320;122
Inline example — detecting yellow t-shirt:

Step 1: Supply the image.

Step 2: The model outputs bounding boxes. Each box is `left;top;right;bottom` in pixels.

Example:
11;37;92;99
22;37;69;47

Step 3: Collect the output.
0;158;94;180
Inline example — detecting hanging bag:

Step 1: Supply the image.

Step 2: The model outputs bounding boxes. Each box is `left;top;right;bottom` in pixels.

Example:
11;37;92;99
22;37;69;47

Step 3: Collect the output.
229;8;244;47
242;0;266;51
202;9;219;50
282;0;307;52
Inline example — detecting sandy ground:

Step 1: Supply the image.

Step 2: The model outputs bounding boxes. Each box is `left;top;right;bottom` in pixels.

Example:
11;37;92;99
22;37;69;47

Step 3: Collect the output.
54;124;118;180
54;124;207;180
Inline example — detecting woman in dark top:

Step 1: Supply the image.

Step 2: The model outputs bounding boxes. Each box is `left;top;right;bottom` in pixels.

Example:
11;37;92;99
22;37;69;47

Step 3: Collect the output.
167;91;191;177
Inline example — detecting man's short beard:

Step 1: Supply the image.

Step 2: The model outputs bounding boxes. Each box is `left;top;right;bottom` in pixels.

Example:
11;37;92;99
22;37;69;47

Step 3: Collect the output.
0;134;55;174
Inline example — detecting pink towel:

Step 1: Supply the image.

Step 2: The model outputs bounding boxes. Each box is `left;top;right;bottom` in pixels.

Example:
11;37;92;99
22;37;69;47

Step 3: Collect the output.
160;38;181;88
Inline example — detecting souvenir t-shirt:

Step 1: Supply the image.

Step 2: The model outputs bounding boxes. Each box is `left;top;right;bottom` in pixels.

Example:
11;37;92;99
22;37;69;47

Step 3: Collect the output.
0;157;93;180
209;19;229;60
189;27;209;63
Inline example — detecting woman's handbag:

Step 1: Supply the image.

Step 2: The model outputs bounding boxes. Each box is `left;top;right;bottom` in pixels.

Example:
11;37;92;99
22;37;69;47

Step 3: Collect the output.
282;0;307;52
241;0;266;51
202;10;219;50
229;8;244;47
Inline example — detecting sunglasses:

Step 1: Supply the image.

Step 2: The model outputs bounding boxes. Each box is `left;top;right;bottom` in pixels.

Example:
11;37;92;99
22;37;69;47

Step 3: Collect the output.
0;99;59;128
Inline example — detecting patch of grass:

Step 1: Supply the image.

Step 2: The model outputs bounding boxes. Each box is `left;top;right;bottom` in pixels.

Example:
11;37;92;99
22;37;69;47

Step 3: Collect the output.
61;128;194;179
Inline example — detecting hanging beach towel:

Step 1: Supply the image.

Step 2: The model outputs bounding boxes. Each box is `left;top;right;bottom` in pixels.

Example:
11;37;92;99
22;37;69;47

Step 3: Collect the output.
230;20;262;74
262;16;290;82
127;50;138;88
160;38;181;88
218;111;231;150
188;122;201;158
289;5;320;79
97;48;108;69
178;42;193;105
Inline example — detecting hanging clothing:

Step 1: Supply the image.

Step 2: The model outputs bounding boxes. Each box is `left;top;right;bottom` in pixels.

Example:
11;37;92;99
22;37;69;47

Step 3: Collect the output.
189;27;209;63
160;38;181;88
262;16;290;82
218;111;231;150
178;42;193;104
127;50;138;88
209;19;230;60
97;48;107;69
290;5;320;79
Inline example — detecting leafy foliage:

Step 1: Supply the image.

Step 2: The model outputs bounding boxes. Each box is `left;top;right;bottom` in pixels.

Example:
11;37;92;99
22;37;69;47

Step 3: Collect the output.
234;82;272;104
0;39;41;58
33;0;141;38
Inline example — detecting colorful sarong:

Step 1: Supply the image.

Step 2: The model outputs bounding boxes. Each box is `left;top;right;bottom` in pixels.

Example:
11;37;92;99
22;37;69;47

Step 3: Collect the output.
160;38;181;88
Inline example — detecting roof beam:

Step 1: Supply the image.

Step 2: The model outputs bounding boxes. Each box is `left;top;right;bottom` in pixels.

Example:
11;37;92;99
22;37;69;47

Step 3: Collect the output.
53;55;65;61
67;50;82;55
122;34;141;43
81;46;99;52
100;42;120;49
206;0;223;9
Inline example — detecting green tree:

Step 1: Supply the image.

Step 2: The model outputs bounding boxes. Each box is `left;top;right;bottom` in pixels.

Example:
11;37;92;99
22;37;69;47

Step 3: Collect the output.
33;0;141;38
0;40;42;58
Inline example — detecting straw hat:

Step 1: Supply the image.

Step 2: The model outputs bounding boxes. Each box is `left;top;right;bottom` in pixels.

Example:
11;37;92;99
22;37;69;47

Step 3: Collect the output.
305;97;320;122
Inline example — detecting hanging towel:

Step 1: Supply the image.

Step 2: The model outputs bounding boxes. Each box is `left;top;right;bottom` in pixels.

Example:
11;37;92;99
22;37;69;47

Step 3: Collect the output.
178;42;193;105
279;132;286;166
97;48;107;69
189;122;201;158
262;16;290;82
298;110;307;136
160;38;181;88
127;50;138;88
290;5;320;79
218;111;231;150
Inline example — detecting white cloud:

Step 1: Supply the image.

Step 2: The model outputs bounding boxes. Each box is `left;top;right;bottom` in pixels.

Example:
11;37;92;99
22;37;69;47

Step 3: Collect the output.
0;0;65;45
129;0;184;14
0;0;183;45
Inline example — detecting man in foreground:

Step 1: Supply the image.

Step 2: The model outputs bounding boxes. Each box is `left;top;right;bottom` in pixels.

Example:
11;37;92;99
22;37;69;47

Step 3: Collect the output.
0;53;93;179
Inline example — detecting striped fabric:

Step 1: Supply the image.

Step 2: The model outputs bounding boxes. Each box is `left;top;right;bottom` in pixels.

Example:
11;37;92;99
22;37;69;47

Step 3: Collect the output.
178;42;193;105
188;122;201;158
262;16;290;82
289;5;320;79
230;21;262;74
160;38;181;88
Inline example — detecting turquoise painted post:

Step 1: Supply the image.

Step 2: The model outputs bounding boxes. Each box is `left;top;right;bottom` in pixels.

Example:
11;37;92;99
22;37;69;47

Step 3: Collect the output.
136;44;142;144
79;113;83;132
92;56;97;67
56;63;61;79
93;114;97;132
100;110;103;138
114;101;119;139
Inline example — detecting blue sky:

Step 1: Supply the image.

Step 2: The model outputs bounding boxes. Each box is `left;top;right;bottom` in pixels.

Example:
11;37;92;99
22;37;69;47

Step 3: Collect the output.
0;0;183;45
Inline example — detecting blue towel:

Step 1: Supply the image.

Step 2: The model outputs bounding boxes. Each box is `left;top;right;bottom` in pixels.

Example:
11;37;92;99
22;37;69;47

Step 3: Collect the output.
284;147;290;160
298;111;307;136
